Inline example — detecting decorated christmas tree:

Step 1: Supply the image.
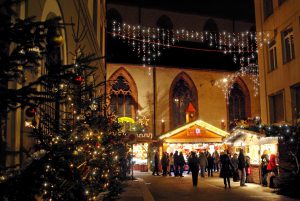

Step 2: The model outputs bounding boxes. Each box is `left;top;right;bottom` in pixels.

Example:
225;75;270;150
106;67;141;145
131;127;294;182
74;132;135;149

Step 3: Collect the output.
0;1;129;200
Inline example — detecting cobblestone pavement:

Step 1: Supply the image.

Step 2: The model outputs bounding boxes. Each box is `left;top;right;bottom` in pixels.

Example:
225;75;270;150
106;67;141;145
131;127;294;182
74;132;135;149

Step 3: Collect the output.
119;171;299;201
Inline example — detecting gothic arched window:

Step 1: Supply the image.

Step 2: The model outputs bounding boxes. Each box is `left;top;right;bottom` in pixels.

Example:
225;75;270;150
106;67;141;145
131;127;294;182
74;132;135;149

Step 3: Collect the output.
203;18;218;33
172;79;194;128
110;76;135;118
156;15;173;30
107;8;122;32
229;83;246;122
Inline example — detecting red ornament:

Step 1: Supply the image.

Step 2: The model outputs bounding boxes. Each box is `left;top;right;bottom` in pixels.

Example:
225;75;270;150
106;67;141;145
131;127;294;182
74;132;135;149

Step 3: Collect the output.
96;142;100;148
25;107;37;118
73;75;84;85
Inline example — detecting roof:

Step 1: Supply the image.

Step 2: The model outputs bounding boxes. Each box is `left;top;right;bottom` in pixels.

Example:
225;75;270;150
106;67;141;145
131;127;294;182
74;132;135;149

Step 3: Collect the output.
224;129;278;146
159;119;229;143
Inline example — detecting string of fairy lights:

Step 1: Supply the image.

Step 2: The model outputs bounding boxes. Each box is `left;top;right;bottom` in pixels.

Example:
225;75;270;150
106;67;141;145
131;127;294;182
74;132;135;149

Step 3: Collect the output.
111;21;267;99
111;21;270;65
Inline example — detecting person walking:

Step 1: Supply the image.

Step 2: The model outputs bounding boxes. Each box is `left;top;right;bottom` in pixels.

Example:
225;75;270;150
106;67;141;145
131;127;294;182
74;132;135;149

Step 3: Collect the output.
231;153;239;182
199;151;208;178
261;150;269;186
238;149;246;186
188;151;200;187
178;152;186;177
220;150;234;189
267;153;278;187
169;152;174;176
186;152;192;174
207;153;214;177
152;152;160;176
174;151;179;177
245;155;251;183
213;150;220;172
161;152;168;176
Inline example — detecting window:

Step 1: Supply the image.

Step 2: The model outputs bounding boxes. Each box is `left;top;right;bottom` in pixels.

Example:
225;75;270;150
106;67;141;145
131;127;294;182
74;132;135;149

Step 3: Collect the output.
156;15;173;30
291;85;300;122
229;83;247;126
203;19;218;33
278;0;287;6
263;0;273;19
268;40;277;71
269;92;284;123
282;27;295;63
107;8;122;32
110;76;135;118
172;79;194;128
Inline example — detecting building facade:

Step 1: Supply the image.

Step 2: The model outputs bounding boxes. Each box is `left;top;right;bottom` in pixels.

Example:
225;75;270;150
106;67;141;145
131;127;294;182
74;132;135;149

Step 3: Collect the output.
255;0;300;125
3;0;106;168
107;2;261;136
107;64;261;136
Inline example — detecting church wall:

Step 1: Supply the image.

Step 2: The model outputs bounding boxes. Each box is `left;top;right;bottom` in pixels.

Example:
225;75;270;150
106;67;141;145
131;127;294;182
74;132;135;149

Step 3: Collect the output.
107;63;261;136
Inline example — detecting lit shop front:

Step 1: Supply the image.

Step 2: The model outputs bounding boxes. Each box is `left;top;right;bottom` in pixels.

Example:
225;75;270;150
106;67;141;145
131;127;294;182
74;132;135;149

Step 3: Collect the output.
130;133;154;172
224;129;278;184
159;120;229;157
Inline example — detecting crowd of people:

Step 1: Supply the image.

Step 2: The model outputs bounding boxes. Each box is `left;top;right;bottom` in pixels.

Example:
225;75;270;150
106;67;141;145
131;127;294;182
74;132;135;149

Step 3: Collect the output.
152;149;252;188
152;149;278;188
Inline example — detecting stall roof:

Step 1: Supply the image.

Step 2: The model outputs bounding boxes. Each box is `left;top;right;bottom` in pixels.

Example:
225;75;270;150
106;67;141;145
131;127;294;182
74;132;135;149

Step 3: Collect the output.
159;119;229;143
224;129;278;145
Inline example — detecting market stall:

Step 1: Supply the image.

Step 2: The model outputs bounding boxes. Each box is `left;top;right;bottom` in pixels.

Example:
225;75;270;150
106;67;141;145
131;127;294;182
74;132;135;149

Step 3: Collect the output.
224;129;279;184
159;119;229;158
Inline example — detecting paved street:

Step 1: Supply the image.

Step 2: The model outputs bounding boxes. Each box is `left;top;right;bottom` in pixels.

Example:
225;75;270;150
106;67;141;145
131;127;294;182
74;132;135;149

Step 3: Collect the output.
124;171;299;201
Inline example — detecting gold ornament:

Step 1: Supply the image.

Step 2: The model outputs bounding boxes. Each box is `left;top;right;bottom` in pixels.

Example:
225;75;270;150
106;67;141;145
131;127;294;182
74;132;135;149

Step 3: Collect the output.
49;34;64;46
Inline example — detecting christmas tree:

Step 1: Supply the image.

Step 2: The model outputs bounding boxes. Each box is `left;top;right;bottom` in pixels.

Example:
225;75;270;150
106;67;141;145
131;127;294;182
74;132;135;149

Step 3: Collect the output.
0;1;129;200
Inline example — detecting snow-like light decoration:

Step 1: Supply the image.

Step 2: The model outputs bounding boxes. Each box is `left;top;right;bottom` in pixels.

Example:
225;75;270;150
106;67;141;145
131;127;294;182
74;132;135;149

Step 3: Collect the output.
215;63;260;101
111;21;270;66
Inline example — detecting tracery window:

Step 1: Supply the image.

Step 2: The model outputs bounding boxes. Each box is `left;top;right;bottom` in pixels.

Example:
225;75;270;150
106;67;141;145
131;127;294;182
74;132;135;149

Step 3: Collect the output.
110;76;135;118
172;79;194;128
229;83;246;123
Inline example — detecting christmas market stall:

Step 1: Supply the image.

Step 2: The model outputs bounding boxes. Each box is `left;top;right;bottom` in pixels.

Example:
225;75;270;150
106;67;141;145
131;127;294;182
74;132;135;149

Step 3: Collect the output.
224;129;279;184
159;119;229;158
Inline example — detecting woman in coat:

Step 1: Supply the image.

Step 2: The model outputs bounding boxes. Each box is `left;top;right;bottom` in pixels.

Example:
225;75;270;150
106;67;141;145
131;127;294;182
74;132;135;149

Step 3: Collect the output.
231;153;239;182
220;150;234;189
199;151;208;177
261;150;269;186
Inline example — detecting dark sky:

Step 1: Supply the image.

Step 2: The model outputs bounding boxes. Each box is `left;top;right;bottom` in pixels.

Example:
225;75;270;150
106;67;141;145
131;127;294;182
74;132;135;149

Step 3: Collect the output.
108;0;255;23
107;0;256;70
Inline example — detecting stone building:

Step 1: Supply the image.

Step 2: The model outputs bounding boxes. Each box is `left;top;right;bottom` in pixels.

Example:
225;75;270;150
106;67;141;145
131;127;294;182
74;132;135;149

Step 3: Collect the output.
254;0;300;125
107;1;261;136
3;0;106;168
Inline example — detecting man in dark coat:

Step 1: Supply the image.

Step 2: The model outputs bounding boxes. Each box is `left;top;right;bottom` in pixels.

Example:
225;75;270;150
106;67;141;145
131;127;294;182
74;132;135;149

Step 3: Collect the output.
188;151;200;186
238;149;246;186
161;152;168;176
178;152;186;177
220;150;234;189
173;151;179;177
207;153;214;177
152;152;160;176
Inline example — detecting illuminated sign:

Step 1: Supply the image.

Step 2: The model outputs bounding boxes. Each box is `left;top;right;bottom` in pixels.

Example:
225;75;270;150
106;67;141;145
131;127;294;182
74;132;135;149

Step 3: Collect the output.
187;127;203;136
